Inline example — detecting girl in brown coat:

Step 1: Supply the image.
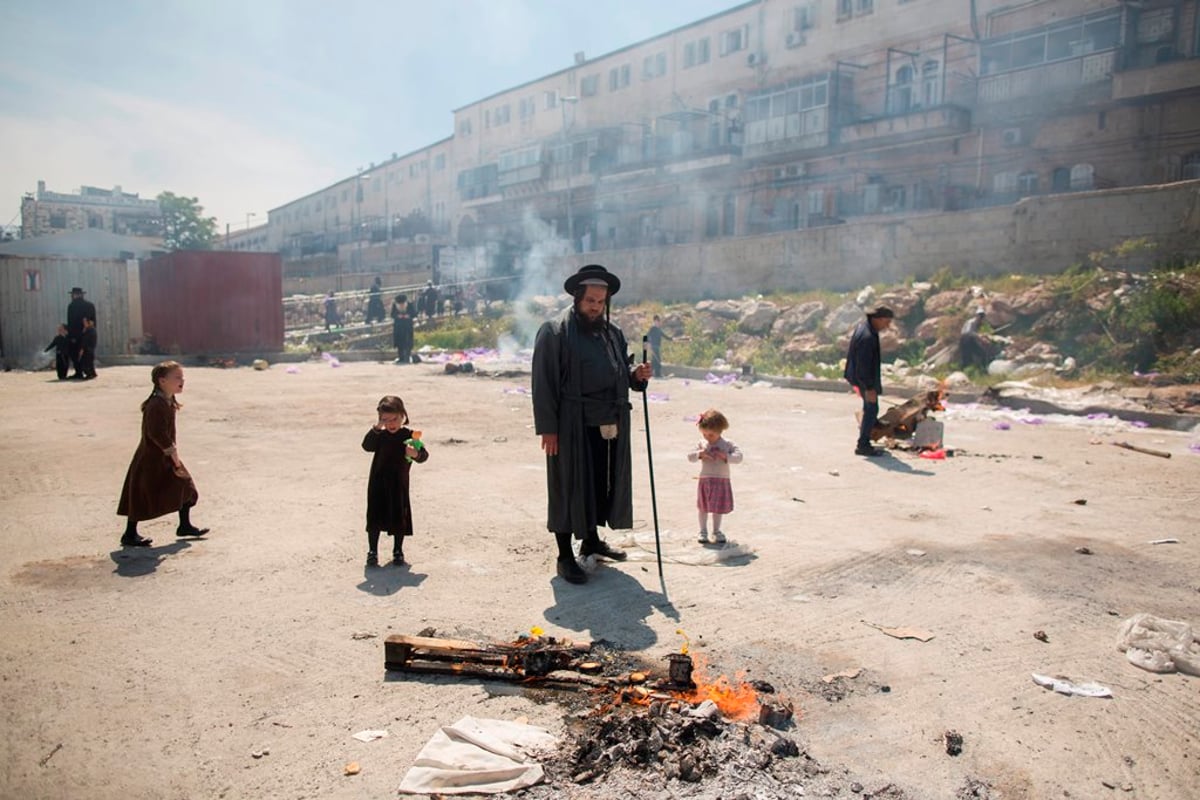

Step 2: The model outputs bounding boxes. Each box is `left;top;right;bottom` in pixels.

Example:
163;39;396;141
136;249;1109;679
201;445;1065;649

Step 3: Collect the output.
117;361;209;547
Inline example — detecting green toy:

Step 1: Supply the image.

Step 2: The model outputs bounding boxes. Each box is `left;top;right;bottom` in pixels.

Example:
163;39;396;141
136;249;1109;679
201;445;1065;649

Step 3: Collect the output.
405;430;424;463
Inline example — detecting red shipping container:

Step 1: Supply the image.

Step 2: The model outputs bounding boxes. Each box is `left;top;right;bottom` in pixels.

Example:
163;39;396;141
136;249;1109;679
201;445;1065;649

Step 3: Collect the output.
139;251;283;354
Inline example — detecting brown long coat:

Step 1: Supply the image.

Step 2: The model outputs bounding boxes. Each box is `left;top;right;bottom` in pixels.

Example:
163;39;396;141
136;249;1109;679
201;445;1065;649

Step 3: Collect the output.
117;392;198;521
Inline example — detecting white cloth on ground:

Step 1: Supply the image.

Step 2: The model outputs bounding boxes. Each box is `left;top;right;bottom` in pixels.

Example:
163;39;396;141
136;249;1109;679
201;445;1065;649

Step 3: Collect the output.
398;716;558;795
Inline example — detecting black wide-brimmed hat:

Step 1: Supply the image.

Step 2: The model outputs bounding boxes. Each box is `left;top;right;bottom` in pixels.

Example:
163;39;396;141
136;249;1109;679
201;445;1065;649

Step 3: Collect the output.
69;287;85;294
564;264;620;296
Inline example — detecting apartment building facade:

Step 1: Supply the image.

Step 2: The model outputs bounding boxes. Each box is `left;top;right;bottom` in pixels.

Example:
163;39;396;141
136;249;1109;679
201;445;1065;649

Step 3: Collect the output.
273;0;1200;279
20;180;162;239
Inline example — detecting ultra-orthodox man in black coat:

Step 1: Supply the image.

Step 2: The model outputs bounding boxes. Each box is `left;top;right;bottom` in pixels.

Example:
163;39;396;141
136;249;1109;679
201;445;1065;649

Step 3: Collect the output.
532;304;647;539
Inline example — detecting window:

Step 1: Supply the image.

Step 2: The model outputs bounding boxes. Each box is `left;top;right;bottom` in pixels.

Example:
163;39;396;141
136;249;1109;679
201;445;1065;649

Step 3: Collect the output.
49;212;67;228
459;118;472;136
921;60;941;107
544;90;558;110
643;52;667;79
992;171;1018;194
1069;163;1094;190
341;189;349;202
581;74;599;96
857;0;873;13
1018;171;1039;196
720;26;749;56
1051;167;1071;192
793;2;817;31
683;37;710;68
434;154;446;171
889;65;914;114
837;0;852;20
608;64;630;91
1183;153;1200;180
981;9;1122;75
494;104;511;125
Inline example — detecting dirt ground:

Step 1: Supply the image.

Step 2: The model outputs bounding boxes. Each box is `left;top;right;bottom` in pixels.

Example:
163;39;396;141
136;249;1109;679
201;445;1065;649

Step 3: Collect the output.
1;357;1197;800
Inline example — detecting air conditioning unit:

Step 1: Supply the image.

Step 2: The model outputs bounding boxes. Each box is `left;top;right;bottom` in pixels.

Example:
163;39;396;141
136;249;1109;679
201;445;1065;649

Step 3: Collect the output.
786;32;806;48
775;163;809;179
1002;128;1023;146
747;52;763;66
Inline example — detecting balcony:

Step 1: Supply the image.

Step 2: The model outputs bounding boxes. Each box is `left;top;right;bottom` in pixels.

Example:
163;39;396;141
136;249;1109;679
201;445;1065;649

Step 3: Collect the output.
838;105;972;148
1113;58;1200;100
978;50;1116;104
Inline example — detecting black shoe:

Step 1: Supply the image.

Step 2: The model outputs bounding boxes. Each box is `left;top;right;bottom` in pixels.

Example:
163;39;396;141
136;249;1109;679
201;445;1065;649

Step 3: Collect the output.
176;525;210;537
366;551;379;568
556;557;588;584
580;538;627;561
392;551;406;566
854;445;885;457
120;534;153;548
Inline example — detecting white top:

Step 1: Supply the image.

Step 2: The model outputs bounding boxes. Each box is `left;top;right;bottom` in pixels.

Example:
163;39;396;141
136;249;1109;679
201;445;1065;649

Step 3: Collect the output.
687;437;743;479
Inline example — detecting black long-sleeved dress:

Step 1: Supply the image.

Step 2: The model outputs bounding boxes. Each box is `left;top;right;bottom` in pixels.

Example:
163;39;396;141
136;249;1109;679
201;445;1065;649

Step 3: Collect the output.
362;427;429;535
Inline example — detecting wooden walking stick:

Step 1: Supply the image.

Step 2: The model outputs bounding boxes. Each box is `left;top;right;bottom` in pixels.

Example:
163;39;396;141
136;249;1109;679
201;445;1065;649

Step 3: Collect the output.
642;336;665;586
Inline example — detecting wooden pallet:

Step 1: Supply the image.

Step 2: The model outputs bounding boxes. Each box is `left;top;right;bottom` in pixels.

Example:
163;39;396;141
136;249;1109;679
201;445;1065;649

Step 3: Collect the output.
384;634;591;682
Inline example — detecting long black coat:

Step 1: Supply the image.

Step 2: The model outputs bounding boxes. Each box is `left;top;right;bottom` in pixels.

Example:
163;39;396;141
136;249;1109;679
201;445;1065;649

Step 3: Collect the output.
362;427;428;535
531;308;646;537
843;318;882;393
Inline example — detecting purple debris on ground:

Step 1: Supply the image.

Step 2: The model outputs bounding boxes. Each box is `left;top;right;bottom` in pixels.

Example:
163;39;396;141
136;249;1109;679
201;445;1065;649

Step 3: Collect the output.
1189;442;1200;454
647;392;670;402
1020;417;1044;425
1129;420;1150;428
286;366;300;374
993;421;1011;430
1087;413;1110;420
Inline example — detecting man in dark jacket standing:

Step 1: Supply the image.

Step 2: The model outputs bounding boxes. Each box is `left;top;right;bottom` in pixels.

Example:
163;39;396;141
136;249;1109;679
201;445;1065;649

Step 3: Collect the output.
66;287;96;380
532;264;652;584
843;305;894;457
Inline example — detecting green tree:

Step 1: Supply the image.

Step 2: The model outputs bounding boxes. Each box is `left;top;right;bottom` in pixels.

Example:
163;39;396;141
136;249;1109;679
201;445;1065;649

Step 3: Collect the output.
157;191;218;250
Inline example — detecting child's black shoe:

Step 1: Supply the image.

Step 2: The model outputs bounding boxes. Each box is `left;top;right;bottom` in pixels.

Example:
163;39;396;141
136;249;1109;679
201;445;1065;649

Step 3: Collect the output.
366;551;379;568
392;550;406;566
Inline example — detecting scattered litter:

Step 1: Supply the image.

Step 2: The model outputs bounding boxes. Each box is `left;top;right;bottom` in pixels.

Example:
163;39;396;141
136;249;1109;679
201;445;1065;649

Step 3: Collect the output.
1075;546;1093;555
828;469;839;477
1086;413;1110;420
1112;441;1170;458
344;762;360;776
351;631;377;640
821;667;863;684
285;366;300;374
1031;673;1112;698
1020;417;1045;425
791;497;806;503
992;421;1011;430
1128;420;1150;428
862;621;934;642
689;699;720;719
1073;499;1088;505
943;730;963;756
1189;443;1200;454
352;730;389;743
251;748;270;759
918;448;946;460
1116;613;1200;676
1148;538;1179;545
398;716;557;795
647;392;670;402
502;386;528;395
906;549;926;557
321;352;341;368
37;742;62;767
252;359;269;370
1034;630;1049;643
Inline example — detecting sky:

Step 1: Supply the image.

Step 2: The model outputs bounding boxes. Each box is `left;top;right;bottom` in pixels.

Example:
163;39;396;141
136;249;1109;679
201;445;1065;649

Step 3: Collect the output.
0;0;742;235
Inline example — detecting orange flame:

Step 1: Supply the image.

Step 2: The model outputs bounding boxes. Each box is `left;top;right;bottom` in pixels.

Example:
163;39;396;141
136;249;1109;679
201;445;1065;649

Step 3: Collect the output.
680;654;761;722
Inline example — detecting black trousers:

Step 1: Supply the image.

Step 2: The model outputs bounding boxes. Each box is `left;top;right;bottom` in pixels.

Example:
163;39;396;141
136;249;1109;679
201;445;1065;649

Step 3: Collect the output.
857;396;879;450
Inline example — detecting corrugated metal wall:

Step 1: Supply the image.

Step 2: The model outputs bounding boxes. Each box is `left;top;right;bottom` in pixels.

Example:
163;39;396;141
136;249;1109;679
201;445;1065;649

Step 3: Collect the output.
0;256;133;368
139;251;283;354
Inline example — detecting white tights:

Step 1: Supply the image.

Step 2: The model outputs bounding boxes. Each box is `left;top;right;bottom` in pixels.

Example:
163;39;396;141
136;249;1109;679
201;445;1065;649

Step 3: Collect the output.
698;510;724;534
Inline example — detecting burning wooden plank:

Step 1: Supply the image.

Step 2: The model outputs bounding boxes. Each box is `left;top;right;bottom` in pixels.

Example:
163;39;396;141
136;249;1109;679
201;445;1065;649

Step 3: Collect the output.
869;389;945;442
384;633;591;682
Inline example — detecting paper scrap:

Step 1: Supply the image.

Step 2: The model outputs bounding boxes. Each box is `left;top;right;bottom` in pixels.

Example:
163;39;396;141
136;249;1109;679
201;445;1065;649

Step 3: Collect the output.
1031;673;1112;698
821;667;863;684
862;620;935;642
352;730;389;743
1148;538;1179;545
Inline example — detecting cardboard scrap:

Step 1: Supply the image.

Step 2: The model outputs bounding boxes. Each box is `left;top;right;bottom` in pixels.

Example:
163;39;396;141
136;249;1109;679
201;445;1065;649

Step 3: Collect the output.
862;620;935;642
352;730;389;742
821;667;863;684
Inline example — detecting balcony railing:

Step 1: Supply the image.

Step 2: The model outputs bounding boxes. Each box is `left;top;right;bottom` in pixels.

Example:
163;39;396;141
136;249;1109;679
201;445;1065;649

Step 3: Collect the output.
978;50;1116;103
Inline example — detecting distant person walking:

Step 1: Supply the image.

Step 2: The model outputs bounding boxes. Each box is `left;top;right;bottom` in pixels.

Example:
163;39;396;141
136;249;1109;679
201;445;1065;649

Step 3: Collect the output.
365;276;387;324
959;307;990;370
361;395;429;567
66;287;96;380
646;315;671;378
117;361;209;547
78;317;98;379
323;291;342;331
843;305;894;458
44;323;71;380
390;293;416;364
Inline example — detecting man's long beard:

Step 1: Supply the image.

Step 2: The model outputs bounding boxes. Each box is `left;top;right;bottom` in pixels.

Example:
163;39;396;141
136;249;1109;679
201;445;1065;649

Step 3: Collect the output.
574;307;608;334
